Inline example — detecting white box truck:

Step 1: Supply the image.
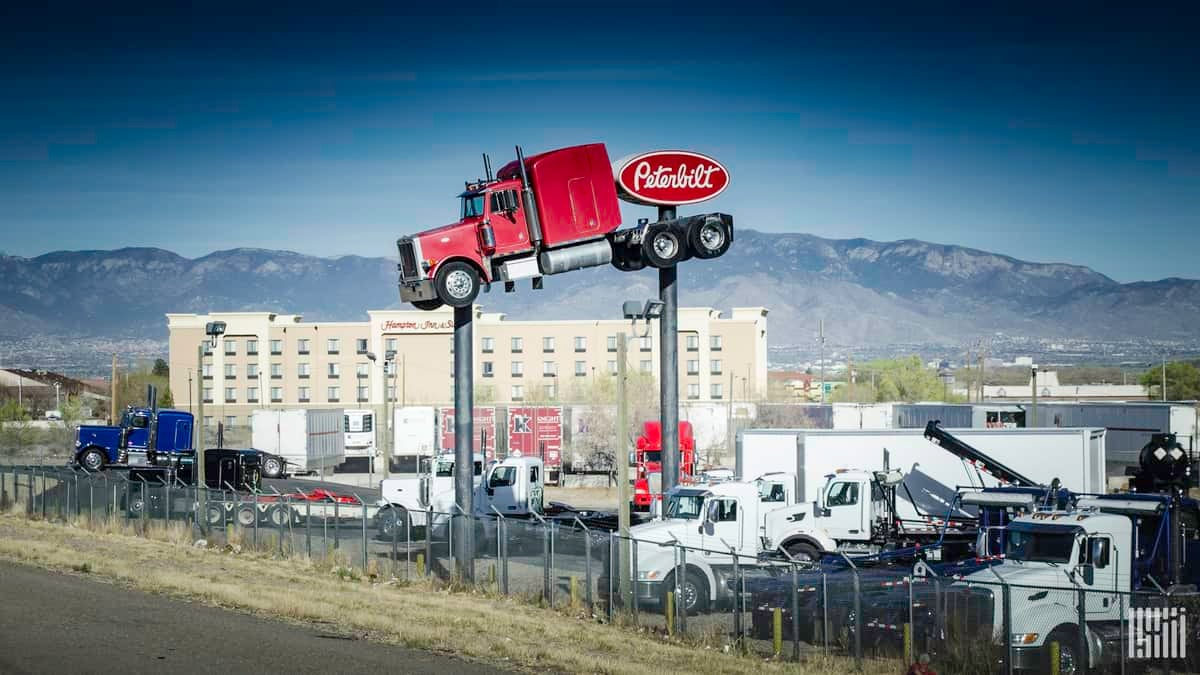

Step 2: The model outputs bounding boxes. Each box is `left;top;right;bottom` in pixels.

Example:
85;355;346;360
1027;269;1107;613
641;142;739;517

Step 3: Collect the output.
250;409;345;475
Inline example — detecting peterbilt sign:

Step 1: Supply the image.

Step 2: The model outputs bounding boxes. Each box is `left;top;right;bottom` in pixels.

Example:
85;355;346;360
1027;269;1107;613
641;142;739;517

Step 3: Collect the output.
613;150;729;206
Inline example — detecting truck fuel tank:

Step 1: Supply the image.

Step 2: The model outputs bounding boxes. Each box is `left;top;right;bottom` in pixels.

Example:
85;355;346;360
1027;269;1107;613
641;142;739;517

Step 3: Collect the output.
538;238;612;275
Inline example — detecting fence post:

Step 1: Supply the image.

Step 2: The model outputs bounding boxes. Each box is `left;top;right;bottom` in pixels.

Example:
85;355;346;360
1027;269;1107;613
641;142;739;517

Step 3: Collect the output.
729;542;741;649
139;477;148;534
359;495;368;573
41;469;47;519
492;507;508;596
391;506;399;578
424;505;433;578
1077;587;1088;675
1118;592;1126;675
275;489;285;557
406;509;412;582
906;576;915;666
302;490;311;559
575;517;594;614
332;495;339;551
608;531;616;621
678;544;688;635
837;553;862;667
543;517;552;605
631;535;639;621
792;562;801;661
773;606;783;657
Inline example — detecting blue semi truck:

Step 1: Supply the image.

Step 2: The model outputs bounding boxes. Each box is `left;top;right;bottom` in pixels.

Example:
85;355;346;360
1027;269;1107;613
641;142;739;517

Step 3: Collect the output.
75;404;194;471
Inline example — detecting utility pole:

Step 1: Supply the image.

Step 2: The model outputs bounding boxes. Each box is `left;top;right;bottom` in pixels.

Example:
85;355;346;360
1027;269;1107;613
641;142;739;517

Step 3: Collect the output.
110;354;118;424
1030;364;1039;427
658;203;680;496
616;332;631;608
1162;356;1168;402
977;349;985;403
818;319;826;404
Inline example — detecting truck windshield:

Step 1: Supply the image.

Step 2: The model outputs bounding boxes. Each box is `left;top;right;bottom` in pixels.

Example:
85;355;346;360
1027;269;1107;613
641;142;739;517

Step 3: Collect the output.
644;451;662;463
461;194;484;219
1005;528;1077;563
665;494;705;520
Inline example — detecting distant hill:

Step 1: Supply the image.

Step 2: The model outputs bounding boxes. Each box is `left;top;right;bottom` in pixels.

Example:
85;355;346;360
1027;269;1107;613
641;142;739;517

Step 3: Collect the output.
1;231;1198;347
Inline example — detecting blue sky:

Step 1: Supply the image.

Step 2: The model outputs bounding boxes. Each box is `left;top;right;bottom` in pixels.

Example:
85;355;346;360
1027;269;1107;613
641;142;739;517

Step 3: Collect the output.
1;2;1197;281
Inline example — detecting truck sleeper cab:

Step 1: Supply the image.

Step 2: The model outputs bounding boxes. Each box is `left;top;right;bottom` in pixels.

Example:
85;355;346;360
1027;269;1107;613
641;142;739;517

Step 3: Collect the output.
75;407;194;471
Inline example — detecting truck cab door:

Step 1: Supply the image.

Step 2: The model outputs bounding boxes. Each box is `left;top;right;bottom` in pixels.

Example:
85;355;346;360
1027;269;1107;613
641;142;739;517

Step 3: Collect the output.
527;463;543;515
1079;536;1119;618
175;419;192;452
484;464;521;514
125;414;151;450
821;479;868;541
701;497;743;558
487;189;533;256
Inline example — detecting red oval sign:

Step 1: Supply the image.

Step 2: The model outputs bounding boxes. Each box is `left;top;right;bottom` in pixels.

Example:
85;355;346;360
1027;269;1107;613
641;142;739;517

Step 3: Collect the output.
614;150;729;206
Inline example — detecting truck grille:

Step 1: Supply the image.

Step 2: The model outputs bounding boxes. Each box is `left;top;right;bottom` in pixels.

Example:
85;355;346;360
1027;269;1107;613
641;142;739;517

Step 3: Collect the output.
397;239;418;281
944;585;995;641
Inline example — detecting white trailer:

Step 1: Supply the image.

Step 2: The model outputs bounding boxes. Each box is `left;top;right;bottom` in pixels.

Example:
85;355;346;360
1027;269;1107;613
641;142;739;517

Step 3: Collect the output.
831;403;892;430
250;409;345;475
342;409;376;464
737;427;1108;521
392;406;436;466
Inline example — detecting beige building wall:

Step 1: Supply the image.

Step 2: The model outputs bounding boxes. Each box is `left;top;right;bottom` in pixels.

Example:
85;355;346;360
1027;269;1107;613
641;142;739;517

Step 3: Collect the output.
168;306;767;429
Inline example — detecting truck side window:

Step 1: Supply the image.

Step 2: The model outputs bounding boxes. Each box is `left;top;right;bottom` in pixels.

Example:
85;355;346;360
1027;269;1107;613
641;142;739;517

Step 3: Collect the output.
530;466;539;484
489;466;516;488
131;415;149;429
714;499;738;522
759;482;785;502
826;482;858;507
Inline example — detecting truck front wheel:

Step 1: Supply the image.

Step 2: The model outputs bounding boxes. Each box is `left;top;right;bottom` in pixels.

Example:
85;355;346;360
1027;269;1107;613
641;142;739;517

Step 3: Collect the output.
784;541;821;563
642;224;687;268
688;216;732;259
434;261;481;308
664;569;709;614
262;455;283;479
79;448;105;471
1046;627;1081;675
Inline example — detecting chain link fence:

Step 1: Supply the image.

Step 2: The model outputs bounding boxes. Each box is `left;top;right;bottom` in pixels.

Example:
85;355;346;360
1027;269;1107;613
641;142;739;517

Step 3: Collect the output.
2;463;1197;674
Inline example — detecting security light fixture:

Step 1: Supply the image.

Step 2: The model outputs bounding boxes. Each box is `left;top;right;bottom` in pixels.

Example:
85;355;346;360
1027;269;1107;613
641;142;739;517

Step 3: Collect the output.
366;351;377;362
622;299;665;320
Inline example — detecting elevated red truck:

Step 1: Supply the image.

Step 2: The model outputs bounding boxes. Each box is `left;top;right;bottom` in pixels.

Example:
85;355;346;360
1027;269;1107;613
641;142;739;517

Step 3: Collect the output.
395;144;734;309
632;420;696;512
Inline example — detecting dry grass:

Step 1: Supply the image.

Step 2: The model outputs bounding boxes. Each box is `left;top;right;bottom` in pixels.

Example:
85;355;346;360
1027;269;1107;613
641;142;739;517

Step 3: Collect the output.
0;513;899;674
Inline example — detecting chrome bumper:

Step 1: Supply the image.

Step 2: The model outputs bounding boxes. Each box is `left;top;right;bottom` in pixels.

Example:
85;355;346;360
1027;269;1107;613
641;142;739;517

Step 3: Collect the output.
399;279;438;303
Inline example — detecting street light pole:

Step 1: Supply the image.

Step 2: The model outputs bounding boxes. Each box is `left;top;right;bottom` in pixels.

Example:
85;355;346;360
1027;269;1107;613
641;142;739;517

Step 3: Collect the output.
1162;356;1168;402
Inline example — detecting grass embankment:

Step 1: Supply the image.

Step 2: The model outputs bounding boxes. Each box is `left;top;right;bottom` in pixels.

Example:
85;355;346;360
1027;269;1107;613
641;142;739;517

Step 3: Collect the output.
0;513;899;675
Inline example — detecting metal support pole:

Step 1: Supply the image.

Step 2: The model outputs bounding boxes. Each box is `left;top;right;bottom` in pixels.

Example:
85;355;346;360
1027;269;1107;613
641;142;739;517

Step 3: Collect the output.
453;304;475;582
305;493;312;558
791;562;801;661
631;535;639;620
425;504;433;578
730;543;741;647
333;497;339;550
543;520;552;605
658;204;679;495
616;332;632;609
361;498;368;572
1077;588;1088;675
575;517;594;612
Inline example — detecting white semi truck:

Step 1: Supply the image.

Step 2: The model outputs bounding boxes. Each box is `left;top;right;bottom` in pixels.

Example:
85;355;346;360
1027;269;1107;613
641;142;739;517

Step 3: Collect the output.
375;452;544;539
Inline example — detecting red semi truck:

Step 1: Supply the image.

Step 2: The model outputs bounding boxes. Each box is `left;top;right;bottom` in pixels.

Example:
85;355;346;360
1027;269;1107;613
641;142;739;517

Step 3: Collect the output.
632;420;696;512
395;143;734;309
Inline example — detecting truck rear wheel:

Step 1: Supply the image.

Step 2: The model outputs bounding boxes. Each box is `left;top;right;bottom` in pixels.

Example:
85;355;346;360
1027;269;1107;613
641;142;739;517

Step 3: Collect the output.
642;224;687;268
79;448;105;471
376;506;409;540
610;244;647;272
688;216;731;259
434;261;481;308
205;503;226;526
262;455;283;479
784;541;821;563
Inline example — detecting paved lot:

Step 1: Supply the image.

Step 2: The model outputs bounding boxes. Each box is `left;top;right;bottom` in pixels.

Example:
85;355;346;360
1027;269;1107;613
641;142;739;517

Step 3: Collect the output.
0;561;508;675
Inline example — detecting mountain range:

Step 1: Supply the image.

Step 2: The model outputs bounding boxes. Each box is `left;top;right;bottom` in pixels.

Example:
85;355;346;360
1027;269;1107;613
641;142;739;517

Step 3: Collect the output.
1;231;1198;348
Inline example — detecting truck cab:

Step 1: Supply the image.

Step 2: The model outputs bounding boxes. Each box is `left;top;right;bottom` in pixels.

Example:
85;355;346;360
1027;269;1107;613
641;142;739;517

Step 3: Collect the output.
75;406;194;471
633;421;696;512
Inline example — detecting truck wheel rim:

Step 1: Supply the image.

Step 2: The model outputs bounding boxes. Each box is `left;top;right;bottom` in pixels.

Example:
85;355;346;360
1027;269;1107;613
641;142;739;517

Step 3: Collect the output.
699;223;725;251
445;270;474;299
85;454;101;469
682;580;698;610
653;233;679;259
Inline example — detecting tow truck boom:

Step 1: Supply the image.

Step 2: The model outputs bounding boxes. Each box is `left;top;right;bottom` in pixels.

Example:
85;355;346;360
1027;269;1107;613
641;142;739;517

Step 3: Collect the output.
923;420;1041;488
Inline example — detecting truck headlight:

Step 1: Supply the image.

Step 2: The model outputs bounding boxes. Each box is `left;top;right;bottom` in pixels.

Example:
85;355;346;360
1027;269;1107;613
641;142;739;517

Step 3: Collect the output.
1012;633;1039;645
637;570;660;580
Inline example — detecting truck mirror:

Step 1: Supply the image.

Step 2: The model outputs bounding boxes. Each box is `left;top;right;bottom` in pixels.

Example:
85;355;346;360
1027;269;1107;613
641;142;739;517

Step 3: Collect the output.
1081;564;1094;586
628;451;636;467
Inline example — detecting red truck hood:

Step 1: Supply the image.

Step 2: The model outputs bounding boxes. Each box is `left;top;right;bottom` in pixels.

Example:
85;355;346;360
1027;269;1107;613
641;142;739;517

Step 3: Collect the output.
409;218;484;267
416;217;482;239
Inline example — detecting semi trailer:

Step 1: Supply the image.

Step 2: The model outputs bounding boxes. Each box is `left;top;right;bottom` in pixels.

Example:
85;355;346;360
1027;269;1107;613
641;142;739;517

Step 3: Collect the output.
250;408;346;475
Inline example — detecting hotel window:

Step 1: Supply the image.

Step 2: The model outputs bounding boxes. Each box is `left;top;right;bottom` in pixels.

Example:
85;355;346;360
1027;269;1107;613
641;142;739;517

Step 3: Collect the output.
687;360;699;375
247;387;259;403
327;338;340;354
271;363;282;378
246;339;258;355
511;385;524;401
687;384;700;400
543;361;557;377
224;339;237;356
202;364;213;379
711;383;724;399
247;363;259;378
542;336;555;353
298;387;311;403
482;361;494;378
357;385;369;402
224;364;236;379
225;416;237;429
224;387;236;403
385;338;398;353
710;359;722;375
639;336;652;352
270;339;282;355
203;416;213;427
544;384;557;399
710;335;723;351
574;336;587;352
298;339;310;355
686;335;699;351
327;386;340;402
356;363;369;378
640;360;652;373
607;360;618;374
297;363;310;378
482;337;494;353
511;361;524;377
575;361;587;376
511;337;523;353
270;387;283;403
607;336;617;352
327;363;340;378
356;338;369;354
202;387;213;403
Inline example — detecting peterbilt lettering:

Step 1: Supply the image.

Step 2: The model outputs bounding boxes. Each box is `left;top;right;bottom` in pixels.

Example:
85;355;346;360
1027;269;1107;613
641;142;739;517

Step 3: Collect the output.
395;143;734;310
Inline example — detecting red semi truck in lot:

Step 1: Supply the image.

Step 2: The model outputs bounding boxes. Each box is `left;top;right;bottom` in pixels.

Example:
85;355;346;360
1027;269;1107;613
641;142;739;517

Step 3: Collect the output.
632;420;696;512
395;143;734;309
